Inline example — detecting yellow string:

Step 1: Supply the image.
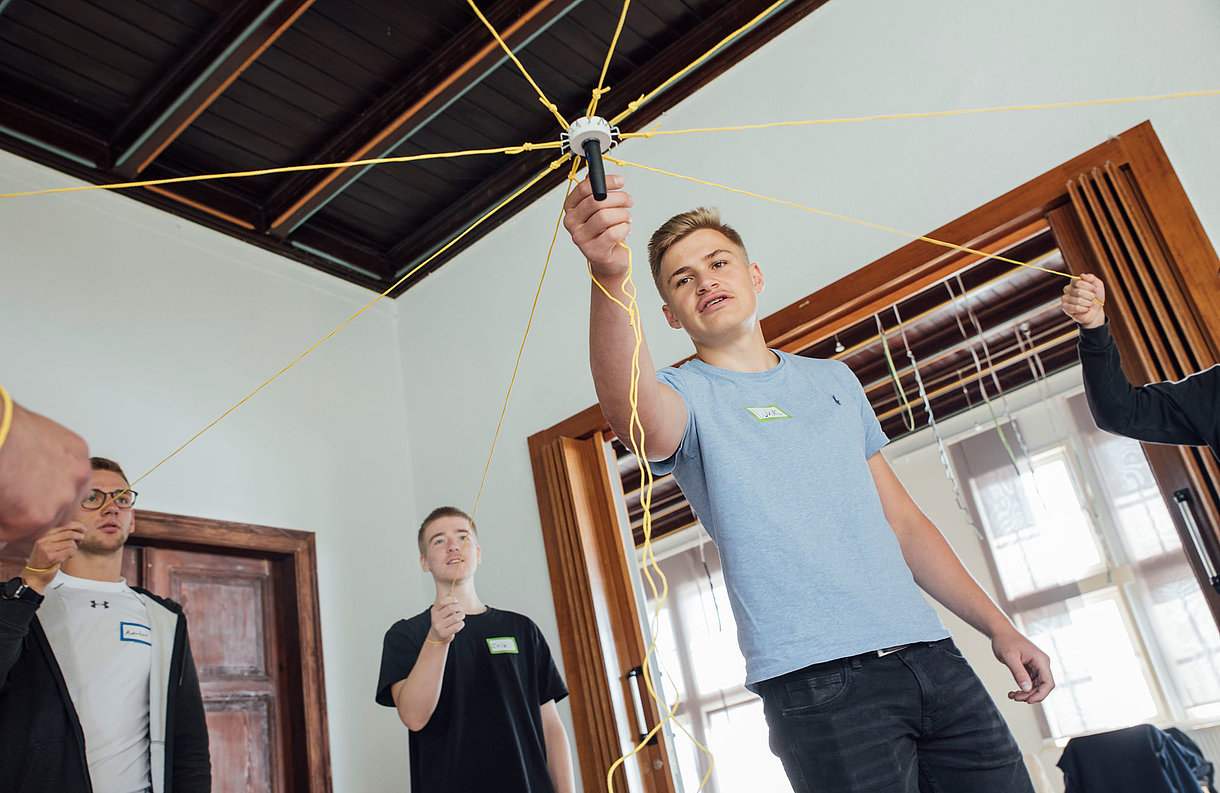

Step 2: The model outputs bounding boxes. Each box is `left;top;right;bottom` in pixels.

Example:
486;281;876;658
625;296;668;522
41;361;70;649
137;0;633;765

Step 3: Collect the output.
466;0;569;130
609;0;787;126
0;384;13;454
607;156;1077;278
592;243;715;792
444;160;584;599
618;88;1220;140
586;0;632;118
0;143;561;201
122;153;571;495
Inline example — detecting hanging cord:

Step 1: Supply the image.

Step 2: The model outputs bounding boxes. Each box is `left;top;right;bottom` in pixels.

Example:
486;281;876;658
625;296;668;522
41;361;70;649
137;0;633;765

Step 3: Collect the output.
586;0;632;118
619;89;1220;141
876;314;917;431
608;157;1083;281
608;0;787;126
444;159;584;598
98;154;570;510
890;304;981;538
466;0;569;129
0;142;562;200
589;243;715;793
1014;325;1116;581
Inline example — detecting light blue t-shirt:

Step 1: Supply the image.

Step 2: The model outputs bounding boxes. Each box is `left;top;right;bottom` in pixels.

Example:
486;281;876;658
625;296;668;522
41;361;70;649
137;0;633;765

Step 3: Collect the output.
654;350;948;687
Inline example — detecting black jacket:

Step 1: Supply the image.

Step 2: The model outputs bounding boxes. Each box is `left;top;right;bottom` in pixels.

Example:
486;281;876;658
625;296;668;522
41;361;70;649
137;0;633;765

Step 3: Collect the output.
1079;321;1220;461
0;582;211;793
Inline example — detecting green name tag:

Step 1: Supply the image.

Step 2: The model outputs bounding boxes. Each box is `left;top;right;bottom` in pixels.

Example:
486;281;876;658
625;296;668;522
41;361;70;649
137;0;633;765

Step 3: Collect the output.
745;405;792;422
487;637;519;654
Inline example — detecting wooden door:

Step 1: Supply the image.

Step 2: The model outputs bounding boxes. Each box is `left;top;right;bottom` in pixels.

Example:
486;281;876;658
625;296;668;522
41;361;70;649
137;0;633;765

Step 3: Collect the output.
144;547;286;793
529;430;677;793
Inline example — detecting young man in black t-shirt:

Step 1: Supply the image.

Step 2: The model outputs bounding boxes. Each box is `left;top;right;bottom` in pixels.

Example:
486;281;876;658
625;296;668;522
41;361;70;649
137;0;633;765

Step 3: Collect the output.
376;506;574;793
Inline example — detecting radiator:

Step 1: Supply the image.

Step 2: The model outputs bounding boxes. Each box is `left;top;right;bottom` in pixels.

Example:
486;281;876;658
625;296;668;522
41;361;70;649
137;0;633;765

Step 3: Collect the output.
1189;724;1220;766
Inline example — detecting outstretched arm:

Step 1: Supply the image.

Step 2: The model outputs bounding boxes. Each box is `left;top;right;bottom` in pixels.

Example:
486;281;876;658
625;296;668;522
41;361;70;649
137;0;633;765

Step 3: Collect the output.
1062;273;1214;447
562;176;687;460
869;453;1055;704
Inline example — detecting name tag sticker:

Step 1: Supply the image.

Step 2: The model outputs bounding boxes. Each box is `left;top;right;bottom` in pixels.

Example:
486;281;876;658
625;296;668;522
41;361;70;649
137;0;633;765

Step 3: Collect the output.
487;637;519;654
120;622;152;646
745;405;792;422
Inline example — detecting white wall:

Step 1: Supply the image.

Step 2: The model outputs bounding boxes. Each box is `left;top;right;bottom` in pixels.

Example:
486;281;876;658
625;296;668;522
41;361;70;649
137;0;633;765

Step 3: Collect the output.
0;150;418;792
396;0;1220;789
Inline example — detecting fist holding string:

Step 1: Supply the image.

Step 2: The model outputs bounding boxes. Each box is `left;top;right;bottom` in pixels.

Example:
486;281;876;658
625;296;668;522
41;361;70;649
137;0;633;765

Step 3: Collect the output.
1061;273;1107;329
563;175;634;280
427;595;465;645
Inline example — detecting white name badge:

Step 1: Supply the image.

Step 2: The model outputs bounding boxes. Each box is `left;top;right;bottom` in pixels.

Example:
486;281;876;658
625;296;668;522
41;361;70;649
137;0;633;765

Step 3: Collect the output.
486;637;519;654
120;622;152;646
745;405;792;422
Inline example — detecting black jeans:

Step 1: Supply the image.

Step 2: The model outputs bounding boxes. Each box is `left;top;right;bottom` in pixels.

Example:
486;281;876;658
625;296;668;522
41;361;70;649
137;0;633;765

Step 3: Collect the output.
756;639;1034;793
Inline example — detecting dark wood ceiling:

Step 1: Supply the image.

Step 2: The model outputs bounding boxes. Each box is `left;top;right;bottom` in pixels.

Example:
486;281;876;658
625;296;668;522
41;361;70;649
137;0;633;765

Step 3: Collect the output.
0;0;828;294
614;228;1082;545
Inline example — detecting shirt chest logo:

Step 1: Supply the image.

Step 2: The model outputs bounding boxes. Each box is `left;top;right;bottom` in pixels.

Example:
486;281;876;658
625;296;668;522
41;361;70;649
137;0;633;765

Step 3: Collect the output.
120;622;152;646
486;637;519;654
744;405;792;422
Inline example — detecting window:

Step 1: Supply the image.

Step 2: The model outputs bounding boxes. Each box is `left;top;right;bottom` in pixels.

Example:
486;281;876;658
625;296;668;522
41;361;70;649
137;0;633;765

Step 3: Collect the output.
638;533;790;793
955;390;1220;739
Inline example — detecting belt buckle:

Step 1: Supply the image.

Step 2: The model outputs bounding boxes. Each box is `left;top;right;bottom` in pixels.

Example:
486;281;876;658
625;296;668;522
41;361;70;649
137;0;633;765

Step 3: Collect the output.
876;644;909;657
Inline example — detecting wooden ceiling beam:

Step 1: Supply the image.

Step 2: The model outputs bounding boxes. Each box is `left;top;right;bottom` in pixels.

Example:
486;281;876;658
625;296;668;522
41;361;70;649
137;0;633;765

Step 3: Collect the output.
110;0;316;178
265;0;574;240
0;95;111;169
381;0;830;294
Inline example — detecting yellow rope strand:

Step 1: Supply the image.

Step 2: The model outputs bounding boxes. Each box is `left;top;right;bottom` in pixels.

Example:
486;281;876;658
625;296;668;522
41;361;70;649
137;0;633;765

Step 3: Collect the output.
595;242;715;792
123;153;571;494
466;0;569;130
607;156;1076;278
618;88;1220;141
0;142;561;201
586;0;632;118
609;0;787;126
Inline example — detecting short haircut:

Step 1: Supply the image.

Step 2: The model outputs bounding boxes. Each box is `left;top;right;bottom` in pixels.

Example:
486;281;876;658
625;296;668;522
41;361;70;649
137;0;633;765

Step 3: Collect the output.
647;207;748;293
90;456;128;483
417;506;477;555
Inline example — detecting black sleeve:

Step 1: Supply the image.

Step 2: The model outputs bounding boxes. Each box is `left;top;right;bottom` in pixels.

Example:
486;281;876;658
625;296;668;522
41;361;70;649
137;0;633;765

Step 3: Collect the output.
0;597;39;691
172;625;212;793
1078;321;1217;448
530;621;568;706
376;620;424;707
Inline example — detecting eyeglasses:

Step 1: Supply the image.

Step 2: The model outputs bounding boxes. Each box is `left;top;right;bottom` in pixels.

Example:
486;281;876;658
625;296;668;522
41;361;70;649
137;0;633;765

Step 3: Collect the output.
81;489;138;511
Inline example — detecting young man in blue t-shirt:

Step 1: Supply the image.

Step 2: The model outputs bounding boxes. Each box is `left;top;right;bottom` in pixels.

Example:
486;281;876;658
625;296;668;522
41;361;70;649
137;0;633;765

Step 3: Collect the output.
563;176;1054;793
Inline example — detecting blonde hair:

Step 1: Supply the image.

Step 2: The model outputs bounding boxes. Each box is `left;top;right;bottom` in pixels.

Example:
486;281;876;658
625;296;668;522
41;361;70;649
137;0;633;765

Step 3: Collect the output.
647;207;748;292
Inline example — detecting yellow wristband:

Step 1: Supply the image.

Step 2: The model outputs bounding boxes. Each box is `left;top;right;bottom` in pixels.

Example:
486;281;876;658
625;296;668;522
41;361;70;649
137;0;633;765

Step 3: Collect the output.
0;384;13;454
24;564;57;573
425;637;450;645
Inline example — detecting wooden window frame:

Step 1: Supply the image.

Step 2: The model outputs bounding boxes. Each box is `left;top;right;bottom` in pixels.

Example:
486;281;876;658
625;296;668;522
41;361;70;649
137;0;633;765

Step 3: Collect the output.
529;120;1220;789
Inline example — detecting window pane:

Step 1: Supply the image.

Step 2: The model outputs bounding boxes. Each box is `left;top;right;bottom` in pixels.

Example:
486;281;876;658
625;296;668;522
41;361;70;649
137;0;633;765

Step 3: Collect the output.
707;699;789;792
974;448;1104;599
1018;590;1160;737
1087;432;1181;560
1137;570;1220;711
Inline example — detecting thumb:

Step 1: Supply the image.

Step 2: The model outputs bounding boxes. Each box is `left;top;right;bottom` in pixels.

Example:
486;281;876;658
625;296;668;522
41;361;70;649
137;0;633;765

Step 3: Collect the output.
1003;652;1033;692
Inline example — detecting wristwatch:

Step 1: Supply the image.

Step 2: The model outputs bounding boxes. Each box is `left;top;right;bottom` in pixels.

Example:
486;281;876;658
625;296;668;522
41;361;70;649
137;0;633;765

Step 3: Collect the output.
1;577;44;606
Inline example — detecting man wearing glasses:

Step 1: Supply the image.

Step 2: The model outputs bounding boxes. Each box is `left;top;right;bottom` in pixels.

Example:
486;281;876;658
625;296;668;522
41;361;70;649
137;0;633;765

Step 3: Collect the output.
0;457;211;793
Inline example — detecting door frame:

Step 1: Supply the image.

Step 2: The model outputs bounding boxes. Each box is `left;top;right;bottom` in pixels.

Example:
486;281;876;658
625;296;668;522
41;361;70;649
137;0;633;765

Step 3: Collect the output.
131;510;332;793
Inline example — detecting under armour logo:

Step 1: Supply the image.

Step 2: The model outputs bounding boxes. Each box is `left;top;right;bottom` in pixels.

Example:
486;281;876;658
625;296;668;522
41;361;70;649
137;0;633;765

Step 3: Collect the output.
832;394;841;405
90;600;109;609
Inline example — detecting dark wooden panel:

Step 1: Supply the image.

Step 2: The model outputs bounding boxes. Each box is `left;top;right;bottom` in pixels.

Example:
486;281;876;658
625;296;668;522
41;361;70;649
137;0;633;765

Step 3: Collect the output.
205;694;276;793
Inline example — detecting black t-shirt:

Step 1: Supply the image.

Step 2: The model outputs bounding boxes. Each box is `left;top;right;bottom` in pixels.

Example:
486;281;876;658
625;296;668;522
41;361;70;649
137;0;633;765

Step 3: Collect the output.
375;607;569;792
